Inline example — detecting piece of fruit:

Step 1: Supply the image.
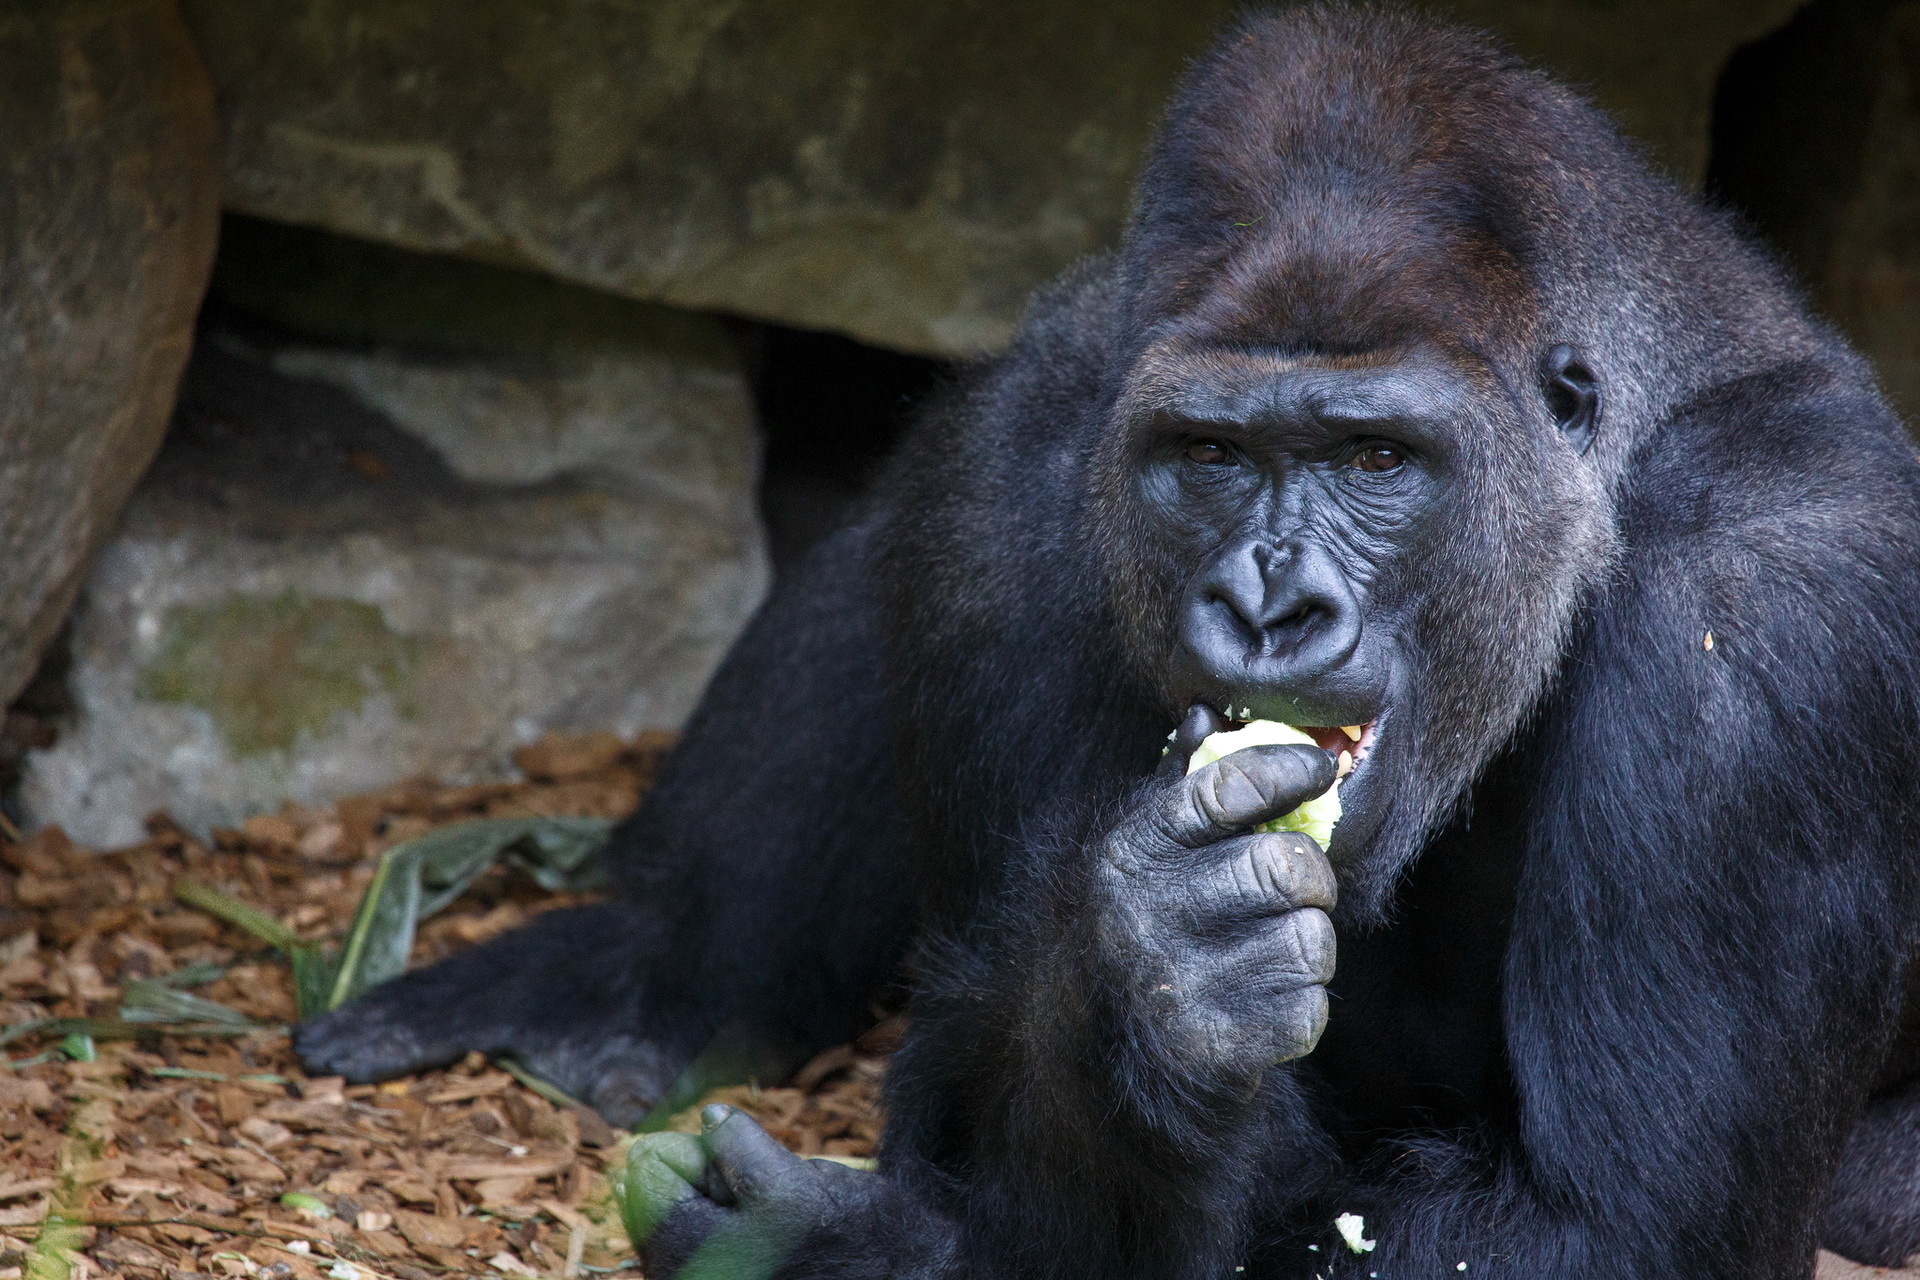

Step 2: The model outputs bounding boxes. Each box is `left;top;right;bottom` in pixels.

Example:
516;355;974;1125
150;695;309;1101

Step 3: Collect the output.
1186;720;1342;849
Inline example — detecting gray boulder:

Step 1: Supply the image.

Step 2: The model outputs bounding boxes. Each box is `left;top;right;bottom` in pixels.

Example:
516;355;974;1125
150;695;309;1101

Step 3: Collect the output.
1801;2;1920;421
0;0;220;710
177;0;1798;358
23;242;765;846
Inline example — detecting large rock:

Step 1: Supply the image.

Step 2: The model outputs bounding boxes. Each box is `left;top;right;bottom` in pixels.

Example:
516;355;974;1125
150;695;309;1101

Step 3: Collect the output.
177;0;1797;358
23;235;766;847
0;0;219;709
1812;3;1920;421
1706;0;1920;424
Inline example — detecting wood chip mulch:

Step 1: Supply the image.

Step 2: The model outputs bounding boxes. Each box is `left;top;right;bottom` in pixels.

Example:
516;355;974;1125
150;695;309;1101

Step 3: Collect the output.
0;731;889;1280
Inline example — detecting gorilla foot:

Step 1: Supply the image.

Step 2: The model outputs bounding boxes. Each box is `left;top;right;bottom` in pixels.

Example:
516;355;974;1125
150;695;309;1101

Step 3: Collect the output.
295;995;681;1127
294;995;450;1084
292;902;690;1127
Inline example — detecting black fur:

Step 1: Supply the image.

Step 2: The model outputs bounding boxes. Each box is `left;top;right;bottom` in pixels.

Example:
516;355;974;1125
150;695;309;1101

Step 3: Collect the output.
300;7;1920;1276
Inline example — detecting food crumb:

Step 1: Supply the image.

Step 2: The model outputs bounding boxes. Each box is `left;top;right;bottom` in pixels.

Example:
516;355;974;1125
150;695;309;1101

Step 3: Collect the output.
1335;1212;1375;1253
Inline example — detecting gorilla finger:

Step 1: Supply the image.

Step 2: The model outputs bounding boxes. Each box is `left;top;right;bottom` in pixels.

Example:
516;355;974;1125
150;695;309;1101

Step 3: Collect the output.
638;1194;734;1280
1162;744;1336;845
701;1105;815;1205
621;1132;711;1244
1155;704;1229;780
1219;907;1337;990
1267;984;1330;1062
1198;831;1337;915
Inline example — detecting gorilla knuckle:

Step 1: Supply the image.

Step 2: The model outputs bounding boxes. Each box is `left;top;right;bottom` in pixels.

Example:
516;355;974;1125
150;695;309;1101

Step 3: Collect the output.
1295;907;1338;975
1259;906;1336;987
1240;833;1337;912
1269;985;1330;1062
1184;756;1286;838
293;1010;427;1084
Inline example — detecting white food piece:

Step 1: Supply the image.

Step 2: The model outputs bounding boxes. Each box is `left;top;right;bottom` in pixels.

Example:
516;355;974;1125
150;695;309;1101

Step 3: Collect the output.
1335;1212;1376;1253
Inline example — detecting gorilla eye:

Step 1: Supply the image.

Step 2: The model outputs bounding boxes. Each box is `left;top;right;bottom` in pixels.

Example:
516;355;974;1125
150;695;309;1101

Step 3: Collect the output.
1185;439;1233;466
1349;444;1404;473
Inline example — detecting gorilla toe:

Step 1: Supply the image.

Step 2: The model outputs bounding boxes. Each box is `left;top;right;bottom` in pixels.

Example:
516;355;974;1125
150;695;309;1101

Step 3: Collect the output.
294;992;469;1083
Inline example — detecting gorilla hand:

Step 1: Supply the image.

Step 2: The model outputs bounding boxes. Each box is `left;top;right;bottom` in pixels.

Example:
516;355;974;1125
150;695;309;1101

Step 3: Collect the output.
1096;706;1340;1078
624;1106;957;1280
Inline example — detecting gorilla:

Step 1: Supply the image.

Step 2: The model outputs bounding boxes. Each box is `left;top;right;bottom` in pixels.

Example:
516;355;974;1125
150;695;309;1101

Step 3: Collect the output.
297;6;1920;1276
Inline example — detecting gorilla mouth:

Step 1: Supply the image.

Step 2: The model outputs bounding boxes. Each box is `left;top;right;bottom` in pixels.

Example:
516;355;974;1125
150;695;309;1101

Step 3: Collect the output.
1223;715;1377;777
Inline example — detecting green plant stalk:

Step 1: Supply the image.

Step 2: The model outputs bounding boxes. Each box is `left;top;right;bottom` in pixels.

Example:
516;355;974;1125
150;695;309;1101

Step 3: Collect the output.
495;1055;585;1110
173;880;302;952
25;1094;116;1280
327;851;396;1011
289;947;342;1019
2;1017;248;1050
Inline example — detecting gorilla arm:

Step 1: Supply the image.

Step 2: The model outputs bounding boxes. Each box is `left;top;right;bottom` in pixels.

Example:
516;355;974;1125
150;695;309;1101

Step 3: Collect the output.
623;723;1344;1280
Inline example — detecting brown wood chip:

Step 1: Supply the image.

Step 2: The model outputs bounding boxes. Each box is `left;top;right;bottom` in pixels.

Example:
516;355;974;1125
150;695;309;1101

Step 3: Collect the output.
0;729;890;1280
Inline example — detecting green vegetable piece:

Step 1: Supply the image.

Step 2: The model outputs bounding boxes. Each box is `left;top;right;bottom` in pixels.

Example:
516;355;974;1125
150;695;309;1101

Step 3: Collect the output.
279;1192;333;1218
618;1132;706;1246
1186;720;1343;849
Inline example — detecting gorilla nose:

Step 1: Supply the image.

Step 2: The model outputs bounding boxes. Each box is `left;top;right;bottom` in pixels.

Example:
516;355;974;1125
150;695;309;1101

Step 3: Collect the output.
1188;539;1362;682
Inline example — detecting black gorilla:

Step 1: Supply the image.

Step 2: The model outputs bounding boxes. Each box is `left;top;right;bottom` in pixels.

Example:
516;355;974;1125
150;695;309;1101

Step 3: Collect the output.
299;7;1920;1276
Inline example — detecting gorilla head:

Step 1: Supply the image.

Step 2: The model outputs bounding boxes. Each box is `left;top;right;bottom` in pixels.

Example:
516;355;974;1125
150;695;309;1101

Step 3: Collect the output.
1091;10;1768;916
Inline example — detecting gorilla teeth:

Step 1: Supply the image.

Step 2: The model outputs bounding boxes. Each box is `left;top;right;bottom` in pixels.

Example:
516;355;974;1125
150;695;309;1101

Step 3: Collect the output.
1340;725;1363;741
1337;750;1354;778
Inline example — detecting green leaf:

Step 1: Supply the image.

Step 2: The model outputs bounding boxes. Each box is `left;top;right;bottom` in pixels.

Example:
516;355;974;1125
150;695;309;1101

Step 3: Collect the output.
162;961;228;988
289;945;342;1020
495;1055;584;1109
631;1027;803;1134
321;817;612;1011
1;1016;257;1054
119;978;263;1030
57;1034;94;1063
173;879;304;951
173;817;614;1019
144;1067;289;1083
2;1017;144;1047
173;878;340;1017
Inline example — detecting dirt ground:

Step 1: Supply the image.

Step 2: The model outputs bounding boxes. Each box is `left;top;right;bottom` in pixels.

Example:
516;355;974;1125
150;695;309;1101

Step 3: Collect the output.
0;732;887;1280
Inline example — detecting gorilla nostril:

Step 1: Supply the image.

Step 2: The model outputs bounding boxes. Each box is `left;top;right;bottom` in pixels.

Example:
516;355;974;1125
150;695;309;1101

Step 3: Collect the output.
1261;599;1338;659
1209;590;1266;648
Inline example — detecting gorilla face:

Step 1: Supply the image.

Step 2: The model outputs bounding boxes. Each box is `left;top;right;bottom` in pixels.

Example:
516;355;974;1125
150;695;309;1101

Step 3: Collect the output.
1101;332;1618;916
1135;346;1462;854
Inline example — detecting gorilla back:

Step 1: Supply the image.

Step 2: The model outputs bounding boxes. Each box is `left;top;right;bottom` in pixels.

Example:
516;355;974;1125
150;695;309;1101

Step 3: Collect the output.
299;7;1920;1278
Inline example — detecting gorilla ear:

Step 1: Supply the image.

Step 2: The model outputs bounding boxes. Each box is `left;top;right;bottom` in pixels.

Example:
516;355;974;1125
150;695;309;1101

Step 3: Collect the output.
1540;344;1600;454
